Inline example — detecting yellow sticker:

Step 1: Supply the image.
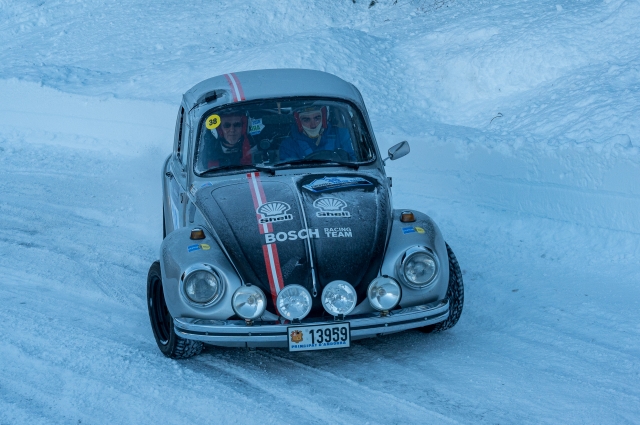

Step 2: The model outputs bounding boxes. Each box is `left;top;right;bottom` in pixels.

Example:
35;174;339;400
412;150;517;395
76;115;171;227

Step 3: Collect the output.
199;244;210;250
414;227;425;234
205;114;221;129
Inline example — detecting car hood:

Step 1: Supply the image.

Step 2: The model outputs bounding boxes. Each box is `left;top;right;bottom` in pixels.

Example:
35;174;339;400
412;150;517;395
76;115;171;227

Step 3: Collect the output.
194;172;390;314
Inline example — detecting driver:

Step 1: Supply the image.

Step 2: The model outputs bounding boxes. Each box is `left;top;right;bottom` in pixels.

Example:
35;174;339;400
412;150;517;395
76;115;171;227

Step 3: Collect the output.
199;112;252;169
278;105;355;161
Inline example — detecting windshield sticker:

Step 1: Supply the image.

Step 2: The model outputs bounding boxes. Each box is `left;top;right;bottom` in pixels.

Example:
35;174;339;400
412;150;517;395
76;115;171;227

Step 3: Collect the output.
205;114;221;129
313;197;350;218
188;243;211;252
248;118;265;136
257;201;293;224
303;176;373;193
402;227;416;234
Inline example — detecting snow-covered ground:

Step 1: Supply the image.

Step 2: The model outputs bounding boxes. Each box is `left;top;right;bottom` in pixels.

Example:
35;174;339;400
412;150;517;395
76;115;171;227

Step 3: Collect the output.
1;0;639;423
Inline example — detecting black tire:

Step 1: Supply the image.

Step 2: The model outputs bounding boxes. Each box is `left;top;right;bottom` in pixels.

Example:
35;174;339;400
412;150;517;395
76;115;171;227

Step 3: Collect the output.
420;243;464;333
147;261;203;358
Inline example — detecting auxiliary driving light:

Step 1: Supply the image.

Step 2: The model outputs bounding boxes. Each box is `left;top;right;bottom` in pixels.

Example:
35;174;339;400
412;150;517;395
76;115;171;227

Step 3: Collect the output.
321;280;357;317
276;284;312;320
232;285;266;320
181;265;224;306
367;277;401;311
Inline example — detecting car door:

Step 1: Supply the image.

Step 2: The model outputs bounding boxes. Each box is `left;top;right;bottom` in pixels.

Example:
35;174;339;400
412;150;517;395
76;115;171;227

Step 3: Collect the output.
166;105;191;233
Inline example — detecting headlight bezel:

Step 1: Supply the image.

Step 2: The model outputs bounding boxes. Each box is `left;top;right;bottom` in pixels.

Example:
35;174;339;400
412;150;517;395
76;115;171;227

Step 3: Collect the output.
276;284;313;321
397;246;440;289
232;285;267;320
180;263;225;308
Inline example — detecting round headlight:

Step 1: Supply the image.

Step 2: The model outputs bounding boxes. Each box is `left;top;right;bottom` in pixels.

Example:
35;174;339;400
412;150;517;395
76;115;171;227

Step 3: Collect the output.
232;285;266;320
181;265;223;306
276;284;312;320
322;280;357;317
400;248;439;288
367;277;401;311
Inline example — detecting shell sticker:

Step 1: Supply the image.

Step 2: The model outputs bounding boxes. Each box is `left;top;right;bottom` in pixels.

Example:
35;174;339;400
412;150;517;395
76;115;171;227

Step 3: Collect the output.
414;227;425;234
205;114;221;130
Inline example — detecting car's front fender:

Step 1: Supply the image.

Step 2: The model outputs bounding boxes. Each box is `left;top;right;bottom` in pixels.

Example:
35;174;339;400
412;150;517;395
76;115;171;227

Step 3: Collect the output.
160;226;242;320
380;209;449;308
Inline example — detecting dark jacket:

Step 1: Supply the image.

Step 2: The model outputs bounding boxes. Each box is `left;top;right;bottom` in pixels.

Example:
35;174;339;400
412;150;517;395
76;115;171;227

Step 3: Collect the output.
198;130;252;170
279;124;355;161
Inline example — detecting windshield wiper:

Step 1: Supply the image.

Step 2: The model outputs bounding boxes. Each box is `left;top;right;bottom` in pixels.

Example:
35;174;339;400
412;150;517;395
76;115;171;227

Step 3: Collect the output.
274;158;359;170
202;164;275;175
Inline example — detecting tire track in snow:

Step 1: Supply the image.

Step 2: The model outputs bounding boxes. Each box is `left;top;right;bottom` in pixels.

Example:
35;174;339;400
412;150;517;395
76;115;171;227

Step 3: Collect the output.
196;349;459;425
257;350;460;424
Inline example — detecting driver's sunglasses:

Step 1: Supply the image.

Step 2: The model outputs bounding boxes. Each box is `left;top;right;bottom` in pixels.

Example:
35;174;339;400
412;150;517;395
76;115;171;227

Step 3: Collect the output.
222;122;243;129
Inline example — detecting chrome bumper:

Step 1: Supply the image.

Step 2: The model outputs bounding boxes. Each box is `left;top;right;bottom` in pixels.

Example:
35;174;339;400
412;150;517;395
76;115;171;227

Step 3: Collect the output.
174;299;449;348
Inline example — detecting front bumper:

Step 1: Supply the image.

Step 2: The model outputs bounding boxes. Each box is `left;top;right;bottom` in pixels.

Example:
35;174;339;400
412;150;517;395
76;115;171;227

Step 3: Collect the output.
174;299;449;348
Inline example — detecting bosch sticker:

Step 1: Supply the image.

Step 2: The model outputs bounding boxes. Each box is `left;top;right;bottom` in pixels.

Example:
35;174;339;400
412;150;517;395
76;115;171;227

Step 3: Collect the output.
264;227;352;244
402;227;416;235
265;229;319;244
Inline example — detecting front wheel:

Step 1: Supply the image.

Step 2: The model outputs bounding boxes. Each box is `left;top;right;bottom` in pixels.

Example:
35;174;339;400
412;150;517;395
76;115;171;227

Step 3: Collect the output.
147;261;203;358
420;243;464;333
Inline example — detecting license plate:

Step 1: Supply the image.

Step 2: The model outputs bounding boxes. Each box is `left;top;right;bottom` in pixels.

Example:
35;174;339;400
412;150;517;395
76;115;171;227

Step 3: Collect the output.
287;322;350;351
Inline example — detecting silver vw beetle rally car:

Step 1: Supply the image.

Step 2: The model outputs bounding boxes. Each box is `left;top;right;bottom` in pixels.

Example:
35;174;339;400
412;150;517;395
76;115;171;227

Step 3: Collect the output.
147;69;464;358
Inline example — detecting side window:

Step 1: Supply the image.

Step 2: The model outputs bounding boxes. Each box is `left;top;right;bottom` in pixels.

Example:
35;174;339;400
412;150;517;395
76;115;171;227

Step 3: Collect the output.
174;106;190;171
180;121;190;170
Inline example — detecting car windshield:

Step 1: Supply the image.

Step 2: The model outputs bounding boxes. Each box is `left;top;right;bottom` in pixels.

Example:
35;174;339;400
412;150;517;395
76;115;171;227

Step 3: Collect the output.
194;98;375;175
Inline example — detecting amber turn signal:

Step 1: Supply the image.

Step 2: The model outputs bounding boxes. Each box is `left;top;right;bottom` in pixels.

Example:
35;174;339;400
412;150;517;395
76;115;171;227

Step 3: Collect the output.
190;228;205;240
400;210;415;223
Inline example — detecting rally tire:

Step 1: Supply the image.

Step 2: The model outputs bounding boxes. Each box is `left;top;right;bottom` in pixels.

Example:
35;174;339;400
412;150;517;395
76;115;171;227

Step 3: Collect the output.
420;243;464;333
147;261;203;359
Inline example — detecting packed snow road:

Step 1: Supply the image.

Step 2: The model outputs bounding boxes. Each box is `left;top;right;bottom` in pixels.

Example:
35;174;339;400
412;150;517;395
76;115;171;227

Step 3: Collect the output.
1;80;638;425
1;0;640;424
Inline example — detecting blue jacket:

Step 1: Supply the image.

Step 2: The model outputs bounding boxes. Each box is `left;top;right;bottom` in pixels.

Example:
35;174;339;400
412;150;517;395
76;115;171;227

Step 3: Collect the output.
279;124;355;161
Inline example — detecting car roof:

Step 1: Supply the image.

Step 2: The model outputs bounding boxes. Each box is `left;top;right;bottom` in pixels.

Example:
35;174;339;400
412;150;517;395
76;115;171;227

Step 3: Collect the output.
182;69;365;112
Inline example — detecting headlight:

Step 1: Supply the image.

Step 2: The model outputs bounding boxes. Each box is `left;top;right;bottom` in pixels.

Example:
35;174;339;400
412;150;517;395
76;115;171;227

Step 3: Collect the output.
398;247;439;288
322;280;357;316
367;277;401;311
181;264;224;306
232;285;266;320
276;284;312;320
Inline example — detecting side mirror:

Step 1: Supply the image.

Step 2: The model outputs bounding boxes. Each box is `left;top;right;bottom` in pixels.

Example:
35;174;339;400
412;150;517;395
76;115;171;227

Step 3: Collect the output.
383;141;410;164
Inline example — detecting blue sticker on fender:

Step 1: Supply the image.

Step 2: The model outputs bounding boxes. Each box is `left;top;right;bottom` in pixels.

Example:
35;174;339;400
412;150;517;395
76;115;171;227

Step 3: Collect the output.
303;176;373;192
187;244;210;252
402;227;416;234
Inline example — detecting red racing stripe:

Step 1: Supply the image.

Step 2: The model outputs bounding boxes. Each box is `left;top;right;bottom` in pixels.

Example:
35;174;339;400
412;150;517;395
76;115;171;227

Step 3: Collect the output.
230;73;246;101
246;172;284;311
224;73;239;102
262;245;279;308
